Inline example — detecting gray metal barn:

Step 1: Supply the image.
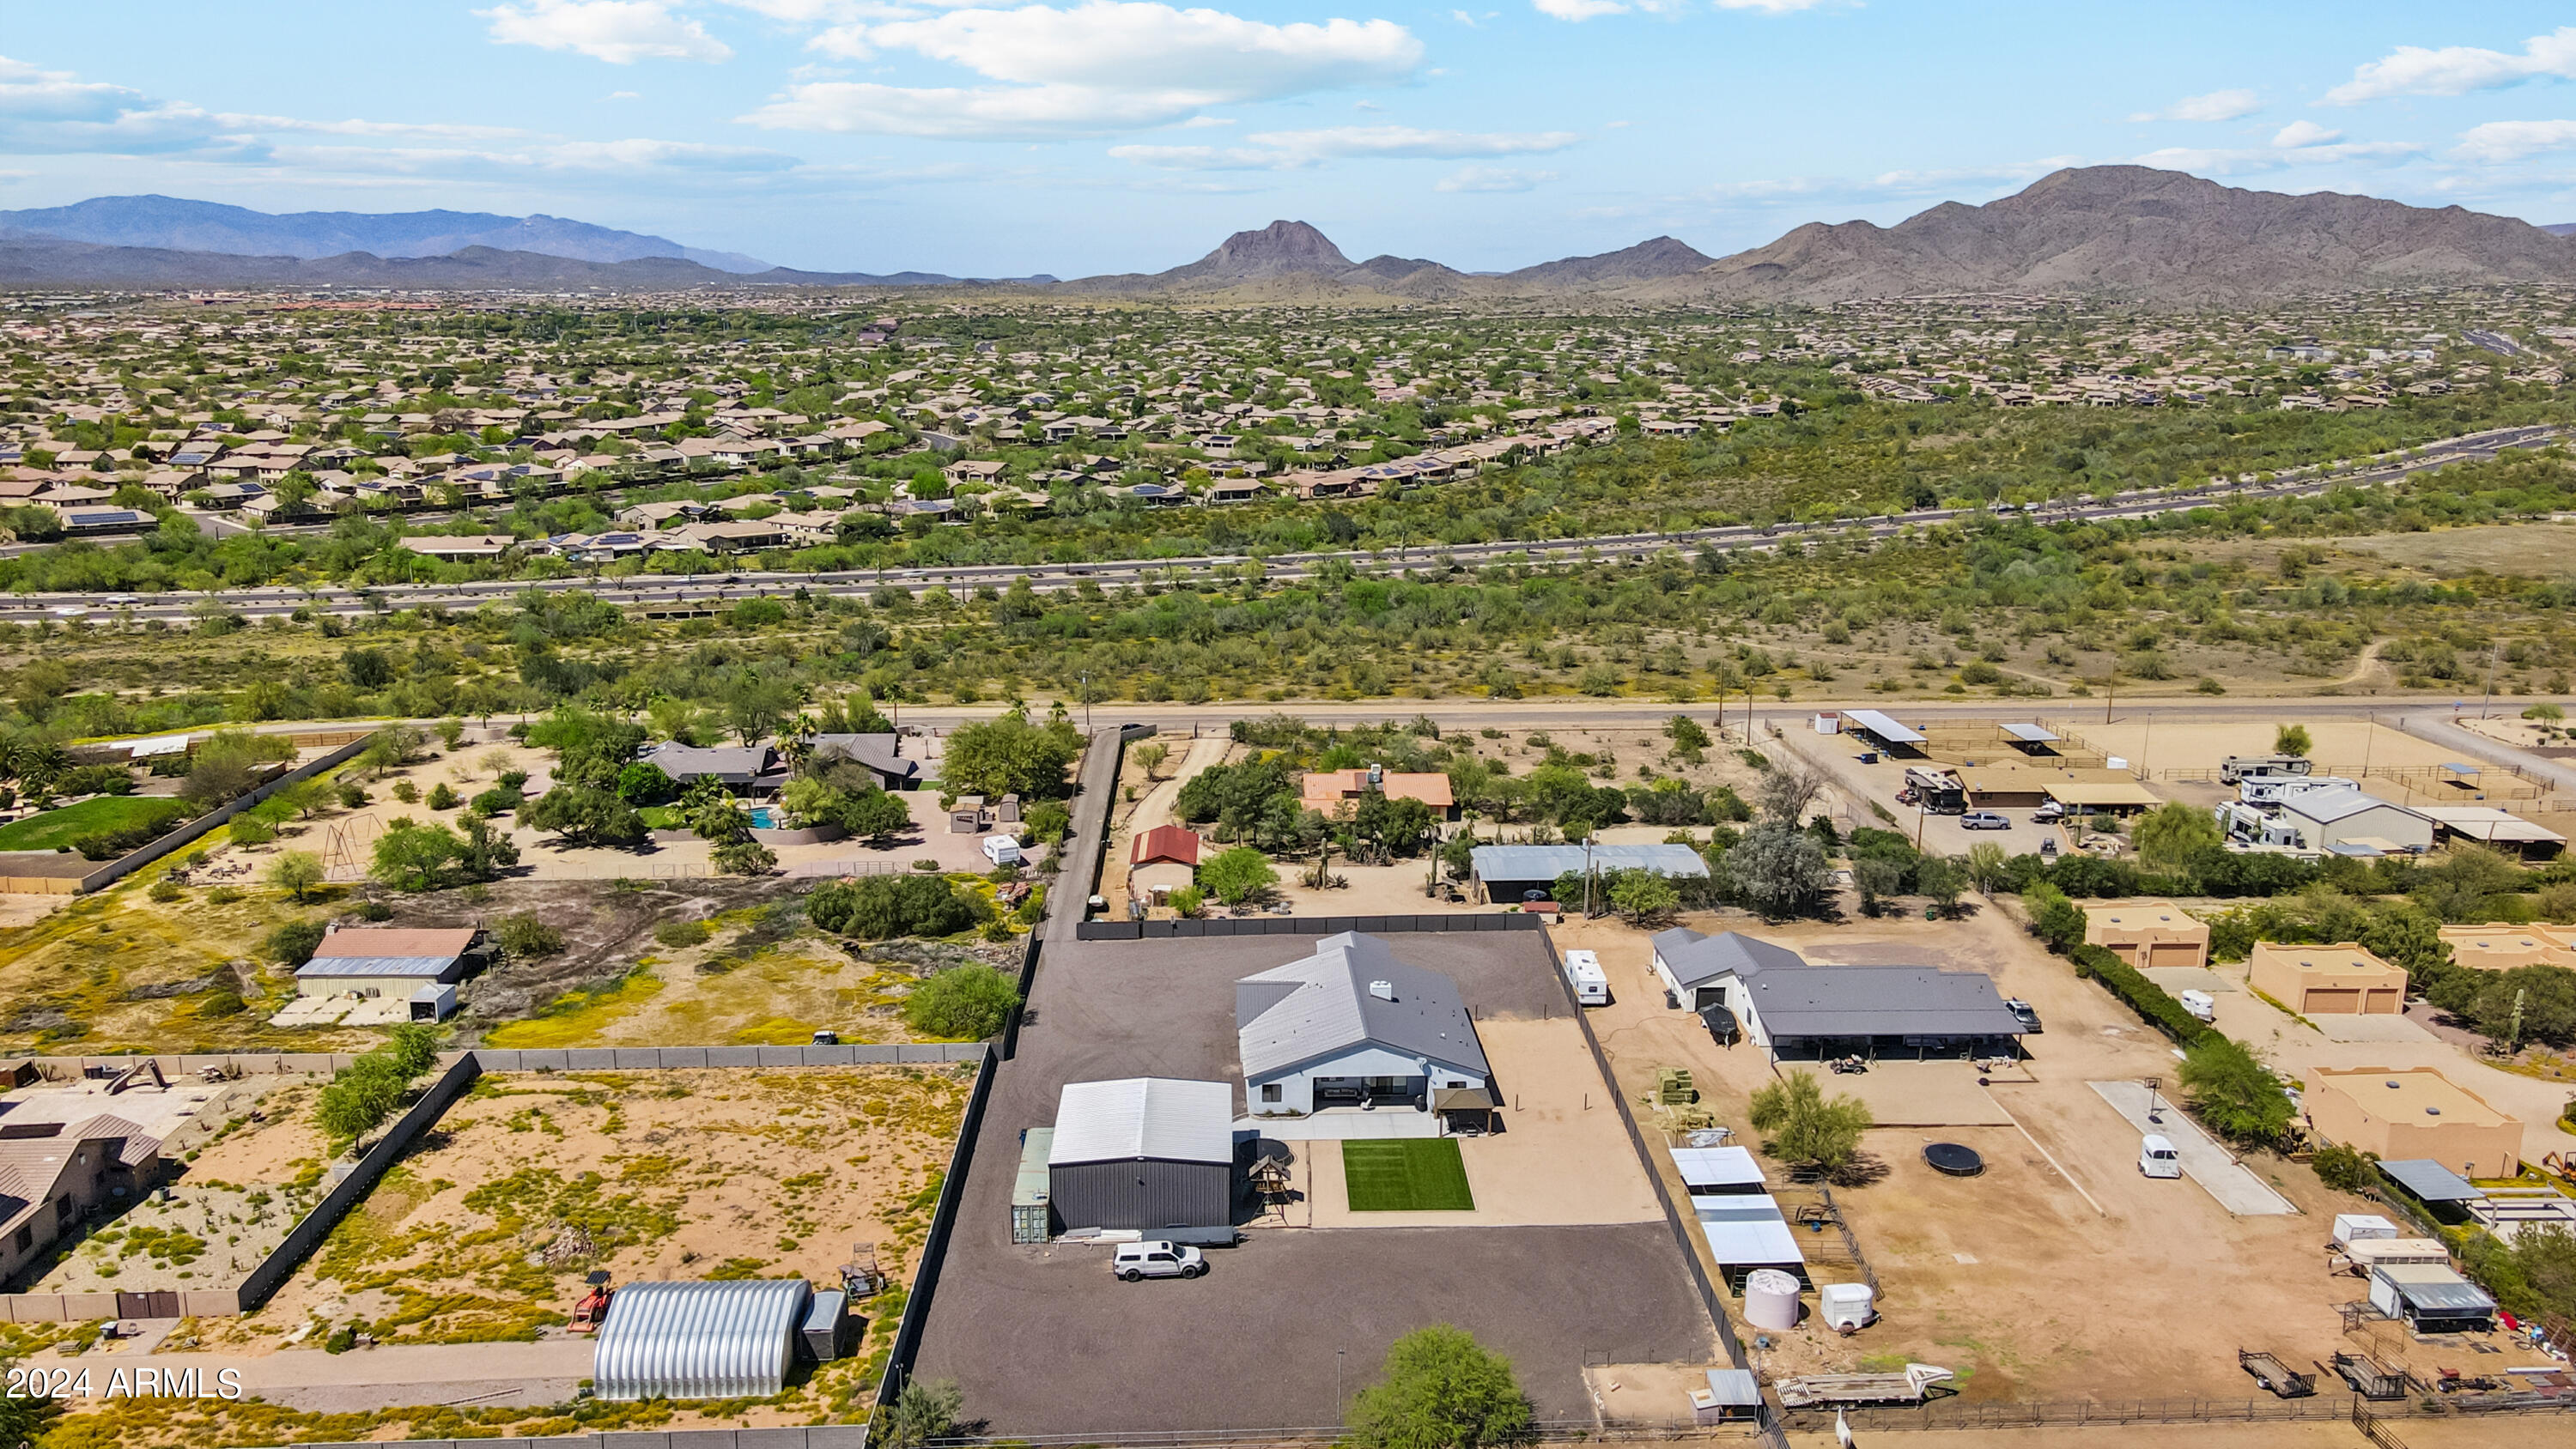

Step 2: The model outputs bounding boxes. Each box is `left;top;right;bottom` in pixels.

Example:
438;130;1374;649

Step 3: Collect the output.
1047;1077;1234;1234
593;1278;814;1401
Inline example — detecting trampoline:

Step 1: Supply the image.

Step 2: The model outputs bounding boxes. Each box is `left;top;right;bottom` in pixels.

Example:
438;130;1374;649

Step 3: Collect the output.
1923;1143;1985;1177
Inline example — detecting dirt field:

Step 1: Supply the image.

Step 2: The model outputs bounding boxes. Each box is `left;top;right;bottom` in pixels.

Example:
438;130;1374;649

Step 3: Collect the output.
1550;900;2427;1406
204;1065;970;1351
477;918;1018;1049
2327;520;2576;577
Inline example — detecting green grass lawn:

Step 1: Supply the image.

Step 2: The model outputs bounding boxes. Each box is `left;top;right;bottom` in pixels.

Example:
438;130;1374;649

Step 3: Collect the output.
638;806;685;830
1342;1138;1475;1212
0;796;191;852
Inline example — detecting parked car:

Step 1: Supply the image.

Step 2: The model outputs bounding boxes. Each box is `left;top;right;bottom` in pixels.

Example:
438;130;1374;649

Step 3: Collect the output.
1112;1241;1206;1281
2003;998;2041;1033
1960;811;2011;830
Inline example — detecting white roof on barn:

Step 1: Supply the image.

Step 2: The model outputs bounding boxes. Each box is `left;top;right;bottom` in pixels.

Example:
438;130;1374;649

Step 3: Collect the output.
1049;1077;1234;1167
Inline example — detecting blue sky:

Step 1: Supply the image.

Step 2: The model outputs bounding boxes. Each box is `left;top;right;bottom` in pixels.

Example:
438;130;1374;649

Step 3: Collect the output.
5;2;2576;274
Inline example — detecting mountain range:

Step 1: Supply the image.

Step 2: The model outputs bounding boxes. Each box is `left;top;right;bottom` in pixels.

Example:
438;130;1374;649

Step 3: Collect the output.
0;195;774;273
2;168;2570;303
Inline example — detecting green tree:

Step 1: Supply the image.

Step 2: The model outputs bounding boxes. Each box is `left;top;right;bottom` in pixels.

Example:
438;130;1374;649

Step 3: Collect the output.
2179;1035;2295;1146
2312;1142;2379;1193
459;814;520;881
943;709;1084;799
2274;724;2312;757
1133;742;1170;779
262;918;327;967
369;817;465;892
524;785;650;848
714;839;779;876
2411;843;2526;923
1717;821;1832;919
1747;1069;1874;1174
903;963;1021;1040
1348;1325;1535;1449
315;1023;442;1144
842;788;914;846
1607;869;1680;924
1197;846;1280;906
1964;842;2014;894
266;850;325;902
181;729;295;806
1914;854;1967;914
2134;801;2224;876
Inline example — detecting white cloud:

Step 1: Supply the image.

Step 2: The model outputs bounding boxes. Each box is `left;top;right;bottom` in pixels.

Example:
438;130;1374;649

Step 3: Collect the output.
2131;137;2420;177
1534;0;1628;19
2270;119;2341;148
2452;118;2576;163
2324;26;2576;105
1712;0;1832;9
747;3;1425;138
1435;164;1552;191
2127;88;2259;124
1111;124;1578;170
1180;114;1235;127
480;1;733;64
0;53;146;123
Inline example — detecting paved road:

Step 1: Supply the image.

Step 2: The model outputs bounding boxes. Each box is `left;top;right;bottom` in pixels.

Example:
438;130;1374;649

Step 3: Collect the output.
2088;1080;2296;1216
8;422;2561;622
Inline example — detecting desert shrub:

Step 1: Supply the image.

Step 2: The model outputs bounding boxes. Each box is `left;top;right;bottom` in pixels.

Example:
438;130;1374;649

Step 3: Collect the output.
808;874;992;939
902;964;1020;1040
262;919;327;966
653;919;714;948
2312;1142;2379;1193
493;913;565;960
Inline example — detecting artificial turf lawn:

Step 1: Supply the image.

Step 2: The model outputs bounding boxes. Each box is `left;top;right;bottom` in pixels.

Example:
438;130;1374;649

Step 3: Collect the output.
1341;1137;1475;1212
0;795;190;852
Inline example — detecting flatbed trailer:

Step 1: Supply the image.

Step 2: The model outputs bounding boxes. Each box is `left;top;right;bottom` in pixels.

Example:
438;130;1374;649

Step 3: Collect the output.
2239;1349;2316;1398
1774;1363;1954;1409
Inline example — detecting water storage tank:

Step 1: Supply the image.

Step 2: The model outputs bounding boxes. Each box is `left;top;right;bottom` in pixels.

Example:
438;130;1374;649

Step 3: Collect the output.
1742;1269;1801;1331
1819;1282;1875;1333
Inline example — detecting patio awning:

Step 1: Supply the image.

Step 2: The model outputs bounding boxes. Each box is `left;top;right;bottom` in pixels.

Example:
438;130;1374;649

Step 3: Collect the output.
1432;1087;1497;1111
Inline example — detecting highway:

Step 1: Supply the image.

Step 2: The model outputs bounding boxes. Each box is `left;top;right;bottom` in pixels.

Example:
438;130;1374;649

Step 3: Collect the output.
4;421;2561;623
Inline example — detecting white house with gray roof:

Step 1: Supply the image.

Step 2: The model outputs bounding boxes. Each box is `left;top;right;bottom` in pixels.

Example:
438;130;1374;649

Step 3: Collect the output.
1236;933;1491;1125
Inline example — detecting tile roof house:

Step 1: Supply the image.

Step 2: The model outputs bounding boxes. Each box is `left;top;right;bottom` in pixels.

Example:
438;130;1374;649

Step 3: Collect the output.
0;1116;163;1282
1127;825;1203;906
1299;768;1458;820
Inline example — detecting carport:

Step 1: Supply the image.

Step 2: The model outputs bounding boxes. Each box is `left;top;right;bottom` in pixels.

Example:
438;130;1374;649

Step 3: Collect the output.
1844;708;1928;758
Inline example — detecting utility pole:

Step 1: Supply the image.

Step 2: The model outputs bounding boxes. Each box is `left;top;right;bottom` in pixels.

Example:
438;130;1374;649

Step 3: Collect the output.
1080;670;1091;732
2482;641;2501;719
